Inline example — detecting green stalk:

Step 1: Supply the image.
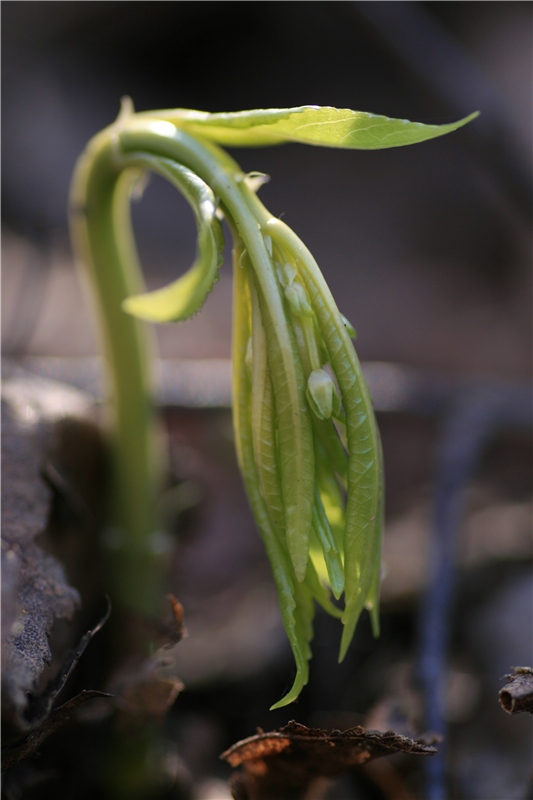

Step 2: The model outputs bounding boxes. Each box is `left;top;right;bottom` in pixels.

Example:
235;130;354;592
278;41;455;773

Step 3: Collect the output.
116;118;315;582
69;129;163;616
69;116;275;614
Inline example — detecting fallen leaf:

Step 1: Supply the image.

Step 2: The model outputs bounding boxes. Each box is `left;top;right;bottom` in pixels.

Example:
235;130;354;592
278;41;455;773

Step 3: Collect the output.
221;720;436;800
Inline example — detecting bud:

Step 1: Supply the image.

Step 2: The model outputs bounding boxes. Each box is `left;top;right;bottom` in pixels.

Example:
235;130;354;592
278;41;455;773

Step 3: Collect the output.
341;313;357;339
277;261;298;288
285;281;313;317
306;368;341;420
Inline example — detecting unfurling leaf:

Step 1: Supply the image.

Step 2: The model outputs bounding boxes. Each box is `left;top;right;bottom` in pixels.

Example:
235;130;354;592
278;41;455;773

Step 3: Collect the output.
122;161;223;322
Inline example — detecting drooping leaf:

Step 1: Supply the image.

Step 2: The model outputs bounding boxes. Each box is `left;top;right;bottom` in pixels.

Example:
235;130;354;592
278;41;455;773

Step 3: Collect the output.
231;245;313;712
144;105;479;150
255;276;314;584
269;569;315;710
304;555;343;619
266;216;383;662
311;490;344;599
122;158;223;323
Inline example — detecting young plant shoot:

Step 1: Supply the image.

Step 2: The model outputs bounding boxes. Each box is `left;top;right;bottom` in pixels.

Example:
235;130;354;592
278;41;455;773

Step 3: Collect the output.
70;102;477;709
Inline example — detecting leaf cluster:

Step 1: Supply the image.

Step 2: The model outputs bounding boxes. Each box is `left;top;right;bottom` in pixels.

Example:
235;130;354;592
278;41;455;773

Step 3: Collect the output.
71;102;476;708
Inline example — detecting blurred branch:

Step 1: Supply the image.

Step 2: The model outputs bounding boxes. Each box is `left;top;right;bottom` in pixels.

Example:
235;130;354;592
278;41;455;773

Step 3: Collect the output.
417;388;532;800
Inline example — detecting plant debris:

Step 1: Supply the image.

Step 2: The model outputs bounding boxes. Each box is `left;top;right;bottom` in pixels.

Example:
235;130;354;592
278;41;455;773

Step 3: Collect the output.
1;689;113;773
221;720;437;800
1;376;89;730
499;667;533;715
105;595;186;731
1;369;117;779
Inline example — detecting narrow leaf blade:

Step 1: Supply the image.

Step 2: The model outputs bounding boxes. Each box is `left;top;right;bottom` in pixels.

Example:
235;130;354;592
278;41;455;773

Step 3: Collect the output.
148;106;479;150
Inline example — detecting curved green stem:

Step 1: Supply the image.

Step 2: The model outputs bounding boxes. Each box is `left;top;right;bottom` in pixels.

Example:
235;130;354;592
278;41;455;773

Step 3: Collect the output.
113;120;315;581
69;131;163;616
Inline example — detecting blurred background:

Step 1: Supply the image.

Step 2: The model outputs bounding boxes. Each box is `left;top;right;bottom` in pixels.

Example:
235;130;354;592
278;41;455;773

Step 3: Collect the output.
2;3;532;800
2;1;531;373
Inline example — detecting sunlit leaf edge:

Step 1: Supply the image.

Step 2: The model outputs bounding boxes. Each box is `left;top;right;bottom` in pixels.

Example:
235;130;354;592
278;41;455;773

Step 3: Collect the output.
137;105;479;150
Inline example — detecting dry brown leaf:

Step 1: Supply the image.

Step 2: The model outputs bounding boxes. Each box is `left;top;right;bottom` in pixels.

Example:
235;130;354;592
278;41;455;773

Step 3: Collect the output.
221;720;436;800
